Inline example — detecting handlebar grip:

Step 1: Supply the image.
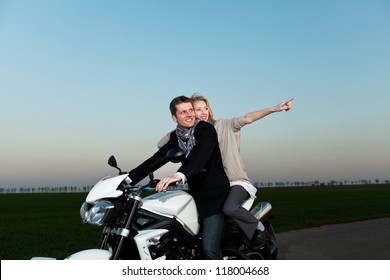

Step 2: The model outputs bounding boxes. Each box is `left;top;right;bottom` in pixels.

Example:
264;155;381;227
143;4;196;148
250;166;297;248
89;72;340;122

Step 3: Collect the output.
140;181;189;192
166;183;189;191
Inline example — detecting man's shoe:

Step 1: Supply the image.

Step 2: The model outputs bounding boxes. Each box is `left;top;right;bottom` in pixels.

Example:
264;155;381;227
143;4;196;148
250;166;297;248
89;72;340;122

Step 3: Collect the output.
250;229;266;250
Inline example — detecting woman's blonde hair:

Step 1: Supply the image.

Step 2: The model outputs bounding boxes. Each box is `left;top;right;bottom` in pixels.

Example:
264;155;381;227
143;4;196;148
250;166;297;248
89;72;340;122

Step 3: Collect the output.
191;93;216;124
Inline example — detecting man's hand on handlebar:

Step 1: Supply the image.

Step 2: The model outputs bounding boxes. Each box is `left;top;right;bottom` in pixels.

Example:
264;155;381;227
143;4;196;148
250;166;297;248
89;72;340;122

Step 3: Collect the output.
156;175;182;192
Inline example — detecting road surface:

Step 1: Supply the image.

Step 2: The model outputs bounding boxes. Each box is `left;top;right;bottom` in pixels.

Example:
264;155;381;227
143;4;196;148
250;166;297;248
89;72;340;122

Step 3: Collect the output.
276;217;390;260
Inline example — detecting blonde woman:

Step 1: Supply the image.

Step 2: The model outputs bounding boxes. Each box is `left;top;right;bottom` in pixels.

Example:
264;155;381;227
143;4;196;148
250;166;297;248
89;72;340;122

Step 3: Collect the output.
158;94;293;249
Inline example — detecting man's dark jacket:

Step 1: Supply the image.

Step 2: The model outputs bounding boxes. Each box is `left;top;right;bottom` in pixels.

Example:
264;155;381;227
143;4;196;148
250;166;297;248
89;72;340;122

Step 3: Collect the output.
128;121;229;218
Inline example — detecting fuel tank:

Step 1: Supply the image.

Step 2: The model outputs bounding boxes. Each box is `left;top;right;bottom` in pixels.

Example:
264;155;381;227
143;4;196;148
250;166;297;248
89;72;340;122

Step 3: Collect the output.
141;190;200;235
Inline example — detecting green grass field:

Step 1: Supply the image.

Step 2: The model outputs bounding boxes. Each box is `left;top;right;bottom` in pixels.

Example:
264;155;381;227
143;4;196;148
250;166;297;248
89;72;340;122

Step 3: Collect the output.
1;184;389;260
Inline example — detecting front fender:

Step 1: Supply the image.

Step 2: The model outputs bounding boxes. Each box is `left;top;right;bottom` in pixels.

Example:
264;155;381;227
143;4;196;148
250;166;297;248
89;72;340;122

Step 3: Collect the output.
65;249;111;260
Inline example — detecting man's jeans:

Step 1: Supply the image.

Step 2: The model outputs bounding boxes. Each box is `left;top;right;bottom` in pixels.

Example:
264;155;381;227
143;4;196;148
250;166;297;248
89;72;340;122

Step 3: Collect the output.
202;213;225;260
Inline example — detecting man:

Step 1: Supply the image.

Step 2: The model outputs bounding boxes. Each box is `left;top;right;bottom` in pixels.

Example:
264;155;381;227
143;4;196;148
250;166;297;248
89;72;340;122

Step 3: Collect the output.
128;95;230;259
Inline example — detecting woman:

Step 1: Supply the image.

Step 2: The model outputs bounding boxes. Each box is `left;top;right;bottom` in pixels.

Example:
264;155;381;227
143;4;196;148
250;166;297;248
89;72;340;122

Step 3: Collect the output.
158;94;293;249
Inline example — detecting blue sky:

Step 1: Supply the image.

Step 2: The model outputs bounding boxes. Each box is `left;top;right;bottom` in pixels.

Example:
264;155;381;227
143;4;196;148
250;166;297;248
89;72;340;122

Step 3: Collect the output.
1;0;389;189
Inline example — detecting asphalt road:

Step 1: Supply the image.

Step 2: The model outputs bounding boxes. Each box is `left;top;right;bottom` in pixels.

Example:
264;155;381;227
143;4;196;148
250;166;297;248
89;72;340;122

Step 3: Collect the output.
276;217;390;260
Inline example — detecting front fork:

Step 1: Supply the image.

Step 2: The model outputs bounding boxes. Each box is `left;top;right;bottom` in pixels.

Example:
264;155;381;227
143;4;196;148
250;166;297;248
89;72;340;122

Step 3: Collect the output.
96;195;142;260
98;226;110;249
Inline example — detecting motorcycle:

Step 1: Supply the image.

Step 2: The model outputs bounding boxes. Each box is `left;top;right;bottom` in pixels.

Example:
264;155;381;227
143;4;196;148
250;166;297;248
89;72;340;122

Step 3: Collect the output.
35;148;278;260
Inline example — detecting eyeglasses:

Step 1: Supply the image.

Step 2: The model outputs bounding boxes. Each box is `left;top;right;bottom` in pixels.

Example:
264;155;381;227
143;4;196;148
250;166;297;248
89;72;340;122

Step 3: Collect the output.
177;108;194;116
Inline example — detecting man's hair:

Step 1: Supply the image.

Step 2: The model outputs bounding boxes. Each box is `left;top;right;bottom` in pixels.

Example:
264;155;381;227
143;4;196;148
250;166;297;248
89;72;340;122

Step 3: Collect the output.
191;93;216;124
169;95;192;115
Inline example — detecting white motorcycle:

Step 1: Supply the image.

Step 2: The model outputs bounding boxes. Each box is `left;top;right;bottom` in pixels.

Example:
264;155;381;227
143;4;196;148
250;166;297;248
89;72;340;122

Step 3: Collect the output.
34;148;278;260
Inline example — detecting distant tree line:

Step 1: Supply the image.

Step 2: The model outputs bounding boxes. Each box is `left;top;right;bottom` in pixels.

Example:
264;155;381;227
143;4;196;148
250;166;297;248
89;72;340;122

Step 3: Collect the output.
1;179;389;194
254;179;390;188
0;185;94;194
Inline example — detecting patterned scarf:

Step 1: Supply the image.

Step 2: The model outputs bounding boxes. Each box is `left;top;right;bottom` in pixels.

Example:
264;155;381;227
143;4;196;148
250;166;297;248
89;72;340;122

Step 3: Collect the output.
176;118;200;157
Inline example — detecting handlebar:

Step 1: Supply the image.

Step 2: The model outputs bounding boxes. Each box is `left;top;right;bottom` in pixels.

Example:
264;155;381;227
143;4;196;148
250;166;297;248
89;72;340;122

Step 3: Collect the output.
133;180;189;193
165;183;189;191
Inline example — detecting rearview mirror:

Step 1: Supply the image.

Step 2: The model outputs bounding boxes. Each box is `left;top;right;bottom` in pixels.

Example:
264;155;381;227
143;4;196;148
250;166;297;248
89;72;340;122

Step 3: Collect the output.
108;155;117;168
108;155;123;174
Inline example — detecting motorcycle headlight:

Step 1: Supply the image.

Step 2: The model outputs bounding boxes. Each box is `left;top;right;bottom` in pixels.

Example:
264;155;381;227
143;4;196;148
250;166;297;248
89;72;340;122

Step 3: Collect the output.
80;200;115;226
